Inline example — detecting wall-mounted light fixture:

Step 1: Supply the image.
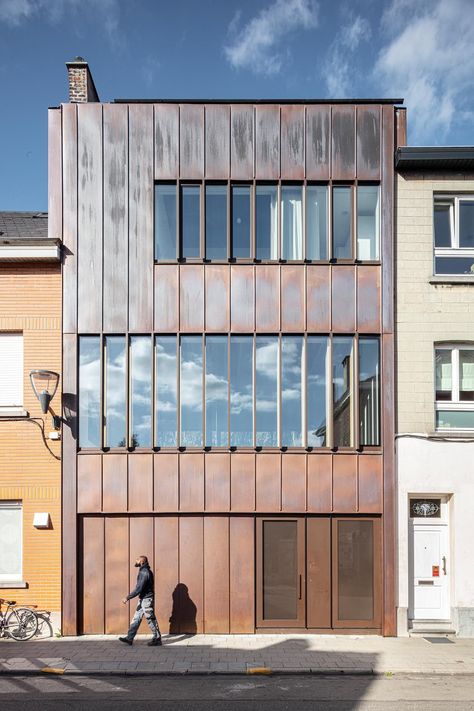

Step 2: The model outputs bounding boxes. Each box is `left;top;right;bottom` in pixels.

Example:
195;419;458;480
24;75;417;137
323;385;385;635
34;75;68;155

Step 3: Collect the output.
29;370;60;428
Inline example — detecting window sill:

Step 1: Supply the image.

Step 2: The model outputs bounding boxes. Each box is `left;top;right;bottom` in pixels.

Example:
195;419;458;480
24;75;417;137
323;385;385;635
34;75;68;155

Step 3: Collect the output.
0;581;28;589
430;430;474;439
0;409;29;419
430;275;474;284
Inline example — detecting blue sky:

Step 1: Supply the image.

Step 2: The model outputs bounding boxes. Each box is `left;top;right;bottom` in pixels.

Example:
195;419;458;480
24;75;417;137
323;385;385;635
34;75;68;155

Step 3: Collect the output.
1;0;473;210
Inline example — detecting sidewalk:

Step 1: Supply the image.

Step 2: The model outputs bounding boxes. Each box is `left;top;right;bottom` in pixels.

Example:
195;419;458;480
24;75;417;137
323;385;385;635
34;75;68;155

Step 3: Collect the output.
1;634;474;676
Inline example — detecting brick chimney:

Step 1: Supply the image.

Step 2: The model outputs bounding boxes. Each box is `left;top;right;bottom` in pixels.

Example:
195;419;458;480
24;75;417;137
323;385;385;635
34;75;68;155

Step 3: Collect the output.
66;56;100;103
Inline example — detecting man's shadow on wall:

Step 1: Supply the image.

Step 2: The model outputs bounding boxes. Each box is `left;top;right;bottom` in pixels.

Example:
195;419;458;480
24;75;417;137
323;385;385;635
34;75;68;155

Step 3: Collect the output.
169;583;197;635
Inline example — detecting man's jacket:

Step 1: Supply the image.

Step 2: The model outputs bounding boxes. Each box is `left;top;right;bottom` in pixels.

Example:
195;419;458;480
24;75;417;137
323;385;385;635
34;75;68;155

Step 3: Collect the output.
127;563;154;601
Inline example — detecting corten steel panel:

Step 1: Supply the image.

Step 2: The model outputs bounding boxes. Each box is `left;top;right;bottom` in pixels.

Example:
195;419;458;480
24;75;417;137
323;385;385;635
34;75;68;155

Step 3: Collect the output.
205;105;230;179
179;453;205;511
129;104;154;332
255;105;280;179
281;454;306;512
205;453;231;512
62;104;78;334
306;105;330;180
180;104;204;178
204;517;230;633
154;453;179;512
129;516;154;628
154;104;179;179
128;454;153;513
231;265;255;332
256;453;281;512
306;266;331;332
180;265;204;332
306;517;331;628
281;266;305;332
307;454;332;513
77;454;102;513
331;266;356;333
358;454;383;513
179;516;204;633
48;109;62;252
229;517;255;632
154;265;179;332
357;266;381;333
230;453;256;512
255;265;280;332
103;104;128;332
231;105;254;179
332;455;357;513
154;516;179;634
104;517;130;634
77;103;103;332
356;106;381;180
102;454;128;512
331;106;356;181
205;265;230;332
82;516;105;634
280;105;305;179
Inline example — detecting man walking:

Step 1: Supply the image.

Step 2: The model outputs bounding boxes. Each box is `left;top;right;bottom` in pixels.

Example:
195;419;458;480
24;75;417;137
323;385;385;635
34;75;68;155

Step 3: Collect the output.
119;555;162;646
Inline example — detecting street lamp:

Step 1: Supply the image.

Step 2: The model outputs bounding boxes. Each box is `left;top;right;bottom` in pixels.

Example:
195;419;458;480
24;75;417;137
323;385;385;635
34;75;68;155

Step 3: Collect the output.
29;370;60;426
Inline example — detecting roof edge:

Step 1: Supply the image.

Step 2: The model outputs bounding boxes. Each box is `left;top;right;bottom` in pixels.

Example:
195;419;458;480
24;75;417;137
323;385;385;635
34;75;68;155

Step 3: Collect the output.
113;98;404;105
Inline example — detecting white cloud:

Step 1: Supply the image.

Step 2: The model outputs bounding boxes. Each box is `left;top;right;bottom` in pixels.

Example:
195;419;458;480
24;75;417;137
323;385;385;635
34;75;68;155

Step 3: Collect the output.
323;14;371;96
224;0;319;76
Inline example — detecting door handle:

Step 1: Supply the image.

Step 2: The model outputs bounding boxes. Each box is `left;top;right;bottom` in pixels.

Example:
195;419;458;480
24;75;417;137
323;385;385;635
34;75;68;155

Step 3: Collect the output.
442;556;447;575
298;574;302;599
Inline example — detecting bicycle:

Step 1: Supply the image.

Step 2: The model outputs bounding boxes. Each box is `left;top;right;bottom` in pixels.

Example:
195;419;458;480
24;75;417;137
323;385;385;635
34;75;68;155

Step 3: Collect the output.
0;598;38;641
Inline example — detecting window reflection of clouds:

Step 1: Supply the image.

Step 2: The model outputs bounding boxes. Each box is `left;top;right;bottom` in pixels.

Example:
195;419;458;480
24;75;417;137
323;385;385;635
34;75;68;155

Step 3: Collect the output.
155;336;178;447
79;337;101;448
180;336;203;446
230;336;253;446
105;336;126;448
256;336;278;446
205;336;228;446
281;336;303;446
130;336;152;448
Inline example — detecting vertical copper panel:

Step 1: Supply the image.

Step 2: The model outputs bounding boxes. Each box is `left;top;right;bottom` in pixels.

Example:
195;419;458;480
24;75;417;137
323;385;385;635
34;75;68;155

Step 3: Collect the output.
396;107;407;148
129;104;154;332
62;333;77;634
306;517;331;628
77;454;102;513
331;106;356;180
179;516;204;633
128;454;153;513
129;517;154;628
48;109;62;258
358;455;383;513
62;104;78;334
332;455;357;513
229;517;255;632
204;517;230;632
154;453;179;512
231;105;254;179
154;516;179;634
82;516;105;633
154;264;179;332
306;105;330;180
281;454;306;512
154;104;179;179
307;454;332;513
180;104;204;178
205;453;231;512
357;265;381;333
255;265;280;331
255;105;280;179
306;266;330;331
104;517;129;634
356;106;381;180
230;453;256;512
179;453;205;511
103;103;128;332
382;105;395;334
231;265;254;332
102;454;128;512
382;333;396;635
180;265;204;332
256;453;281;512
280;106;304;179
281;266;305;332
205;265;230;332
331;266;356;333
205;105;230;178
77;103;102;332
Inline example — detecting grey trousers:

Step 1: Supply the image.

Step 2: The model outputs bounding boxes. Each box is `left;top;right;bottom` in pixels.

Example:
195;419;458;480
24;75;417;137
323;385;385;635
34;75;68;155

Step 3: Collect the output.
126;596;161;640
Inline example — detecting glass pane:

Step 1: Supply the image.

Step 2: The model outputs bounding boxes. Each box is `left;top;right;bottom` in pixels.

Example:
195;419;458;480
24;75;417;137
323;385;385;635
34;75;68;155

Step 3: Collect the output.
306;186;328;260
104;337;126;447
130;336;152;448
435;349;452;401
307;336;328;447
436;409;474;429
333;337;353;447
205;184;227;260
357;186;379;260
230;336;253;446
460;349;474;401
256;185;278;260
435;256;474;275
281;186;303;260
205;336;228;446
180;336;203;446
434;203;452;248
359;338;380;446
155;336;177;447
459;201;474;248
79;336;101;448
263;520;298;620
281;336;303;446
232;186;251;258
155;184;176;260
256;336;278;446
0;507;21;579
181;185;200;258
332;187;352;259
338;520;374;621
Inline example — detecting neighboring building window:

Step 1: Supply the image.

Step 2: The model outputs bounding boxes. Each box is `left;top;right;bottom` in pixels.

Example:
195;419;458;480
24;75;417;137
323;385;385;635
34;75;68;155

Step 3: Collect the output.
0;501;22;583
434;195;474;275
435;344;474;429
0;333;23;413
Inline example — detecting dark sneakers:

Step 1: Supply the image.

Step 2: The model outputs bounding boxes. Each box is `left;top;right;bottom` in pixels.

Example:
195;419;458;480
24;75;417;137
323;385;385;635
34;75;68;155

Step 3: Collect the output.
118;636;133;646
147;638;162;646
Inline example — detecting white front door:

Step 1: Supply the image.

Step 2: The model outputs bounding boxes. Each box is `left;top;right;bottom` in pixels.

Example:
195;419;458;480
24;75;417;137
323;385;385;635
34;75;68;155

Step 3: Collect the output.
412;523;450;619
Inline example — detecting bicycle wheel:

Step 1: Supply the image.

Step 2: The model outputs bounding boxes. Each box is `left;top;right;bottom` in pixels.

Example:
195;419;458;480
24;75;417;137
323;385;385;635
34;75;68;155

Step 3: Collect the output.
6;608;38;641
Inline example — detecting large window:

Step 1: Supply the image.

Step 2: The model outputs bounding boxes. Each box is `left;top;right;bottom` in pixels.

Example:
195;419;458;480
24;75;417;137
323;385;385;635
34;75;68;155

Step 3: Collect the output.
357;186;379;260
281;186;303;260
256;185;278;260
181;185;201;258
205;185;227;260
434;195;474;275
79;336;101;448
435;344;474;429
155;184;176;260
0;501;22;583
231;186;251;258
0;332;23;414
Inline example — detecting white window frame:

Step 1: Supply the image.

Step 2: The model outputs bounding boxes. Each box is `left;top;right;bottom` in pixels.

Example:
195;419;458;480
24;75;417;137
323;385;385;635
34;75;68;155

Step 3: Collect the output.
0;332;24;415
434;195;474;275
0;501;23;583
435;344;474;430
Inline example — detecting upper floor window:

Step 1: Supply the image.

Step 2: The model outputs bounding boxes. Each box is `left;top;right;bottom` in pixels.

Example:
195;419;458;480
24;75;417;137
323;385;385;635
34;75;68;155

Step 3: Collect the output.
0;333;23;414
434;195;474;275
0;501;22;583
435;344;474;429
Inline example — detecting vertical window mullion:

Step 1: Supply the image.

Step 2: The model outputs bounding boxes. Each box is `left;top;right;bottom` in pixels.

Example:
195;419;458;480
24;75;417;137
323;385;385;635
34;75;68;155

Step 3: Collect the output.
253;335;256;447
453;348;460;402
202;333;206;446
126;335;131;448
327;335;333;448
176;182;180;260
303;334;307;448
454;198;459;249
100;333;105;450
277;183;281;261
328;182;332;261
278;335;282;447
354;335;360;450
227;333;231;447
